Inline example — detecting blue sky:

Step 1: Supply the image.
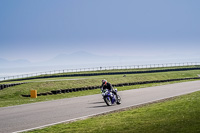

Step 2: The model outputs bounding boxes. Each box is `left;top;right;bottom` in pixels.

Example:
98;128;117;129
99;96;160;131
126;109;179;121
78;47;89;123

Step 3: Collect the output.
0;0;200;62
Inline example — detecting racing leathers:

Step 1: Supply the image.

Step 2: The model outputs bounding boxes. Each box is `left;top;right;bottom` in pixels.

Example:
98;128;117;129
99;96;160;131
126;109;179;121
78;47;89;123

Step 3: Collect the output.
101;82;118;99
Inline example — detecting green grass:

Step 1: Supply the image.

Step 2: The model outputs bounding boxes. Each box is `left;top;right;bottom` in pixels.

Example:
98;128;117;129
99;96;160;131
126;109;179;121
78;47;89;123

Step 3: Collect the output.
27;90;200;133
1;70;200;107
0;81;187;107
1;65;200;84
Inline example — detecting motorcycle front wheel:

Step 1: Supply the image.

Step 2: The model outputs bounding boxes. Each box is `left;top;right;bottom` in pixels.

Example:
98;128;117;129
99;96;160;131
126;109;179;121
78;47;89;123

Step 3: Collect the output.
104;96;112;106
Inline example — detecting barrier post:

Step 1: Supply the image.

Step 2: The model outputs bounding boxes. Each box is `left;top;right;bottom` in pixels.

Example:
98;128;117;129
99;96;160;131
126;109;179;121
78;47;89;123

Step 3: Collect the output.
30;90;37;98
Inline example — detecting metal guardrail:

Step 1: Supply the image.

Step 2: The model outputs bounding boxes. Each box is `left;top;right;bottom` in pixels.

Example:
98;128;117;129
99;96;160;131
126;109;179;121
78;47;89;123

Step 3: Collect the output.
0;62;200;81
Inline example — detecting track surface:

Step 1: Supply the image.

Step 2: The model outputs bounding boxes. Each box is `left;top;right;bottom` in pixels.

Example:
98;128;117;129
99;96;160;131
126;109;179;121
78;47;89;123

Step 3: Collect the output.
0;80;200;133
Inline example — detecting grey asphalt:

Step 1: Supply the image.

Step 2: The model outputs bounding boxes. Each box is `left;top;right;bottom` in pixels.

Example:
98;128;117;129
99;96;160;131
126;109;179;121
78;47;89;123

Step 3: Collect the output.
0;80;200;133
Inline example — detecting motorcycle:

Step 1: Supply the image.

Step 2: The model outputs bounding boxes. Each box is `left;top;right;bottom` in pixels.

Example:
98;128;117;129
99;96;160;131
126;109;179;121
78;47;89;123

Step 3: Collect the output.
101;88;121;106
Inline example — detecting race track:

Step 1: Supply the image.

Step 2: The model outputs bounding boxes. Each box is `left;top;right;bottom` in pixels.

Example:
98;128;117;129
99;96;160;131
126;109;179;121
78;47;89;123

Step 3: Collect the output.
0;80;200;133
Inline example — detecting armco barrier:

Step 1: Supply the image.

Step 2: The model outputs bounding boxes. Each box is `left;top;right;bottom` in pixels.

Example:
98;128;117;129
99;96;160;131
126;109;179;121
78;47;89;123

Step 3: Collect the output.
21;77;200;97
3;67;200;82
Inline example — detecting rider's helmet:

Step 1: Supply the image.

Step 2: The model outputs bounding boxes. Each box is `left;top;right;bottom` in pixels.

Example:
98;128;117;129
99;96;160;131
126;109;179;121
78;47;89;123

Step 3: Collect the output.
102;79;107;85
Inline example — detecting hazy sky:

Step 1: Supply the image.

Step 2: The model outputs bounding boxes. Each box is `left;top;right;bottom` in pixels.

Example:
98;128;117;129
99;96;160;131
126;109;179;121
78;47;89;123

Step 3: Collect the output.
0;0;200;62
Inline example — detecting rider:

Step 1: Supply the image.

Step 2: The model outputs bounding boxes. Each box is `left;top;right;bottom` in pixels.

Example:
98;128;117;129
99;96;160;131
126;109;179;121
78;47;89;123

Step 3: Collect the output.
101;79;118;99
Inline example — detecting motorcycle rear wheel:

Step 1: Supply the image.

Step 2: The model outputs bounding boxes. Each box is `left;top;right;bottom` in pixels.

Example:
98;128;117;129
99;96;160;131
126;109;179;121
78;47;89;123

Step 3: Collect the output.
116;95;121;104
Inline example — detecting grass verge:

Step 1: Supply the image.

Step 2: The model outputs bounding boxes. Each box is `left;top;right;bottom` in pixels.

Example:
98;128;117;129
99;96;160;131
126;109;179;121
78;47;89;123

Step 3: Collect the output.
0;81;181;107
27;90;200;133
1;65;200;84
1;69;200;107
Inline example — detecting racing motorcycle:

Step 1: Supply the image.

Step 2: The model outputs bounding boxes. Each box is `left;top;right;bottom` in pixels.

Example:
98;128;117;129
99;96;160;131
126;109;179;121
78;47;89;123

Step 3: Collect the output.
101;88;121;106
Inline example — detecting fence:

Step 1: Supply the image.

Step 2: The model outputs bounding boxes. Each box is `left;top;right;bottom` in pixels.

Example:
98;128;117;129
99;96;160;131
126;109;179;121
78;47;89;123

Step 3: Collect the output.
0;62;200;81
